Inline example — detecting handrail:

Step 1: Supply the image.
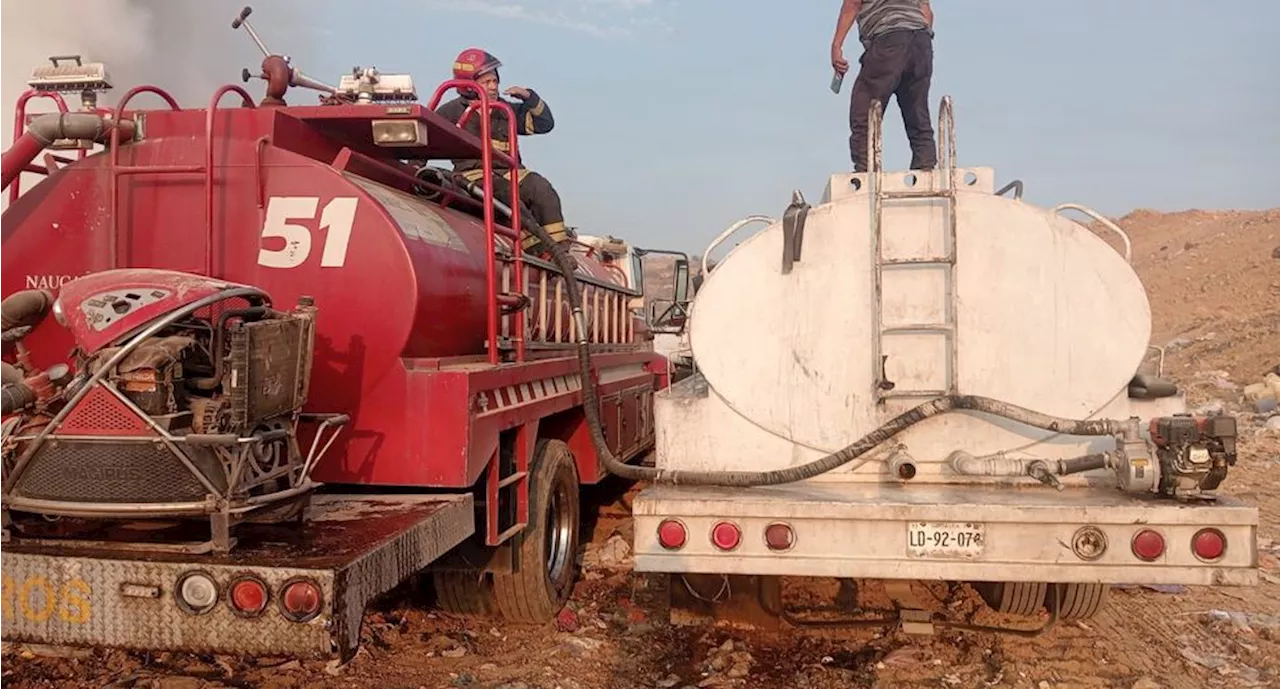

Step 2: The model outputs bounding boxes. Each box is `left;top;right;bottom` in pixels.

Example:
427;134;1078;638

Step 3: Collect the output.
936;95;956;175
427;80;526;364
205;85;256;276
1050;203;1133;264
700;215;775;276
9;90;69;203
995;180;1024;200
108;85;192;269
115;85;181;116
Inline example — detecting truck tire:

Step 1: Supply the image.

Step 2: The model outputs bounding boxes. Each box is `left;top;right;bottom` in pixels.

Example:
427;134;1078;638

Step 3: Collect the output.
492;439;581;623
433;571;497;617
973;581;1047;617
1047;583;1109;620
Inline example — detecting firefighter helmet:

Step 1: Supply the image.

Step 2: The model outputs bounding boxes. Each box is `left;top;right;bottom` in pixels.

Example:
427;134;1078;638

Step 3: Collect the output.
452;48;502;81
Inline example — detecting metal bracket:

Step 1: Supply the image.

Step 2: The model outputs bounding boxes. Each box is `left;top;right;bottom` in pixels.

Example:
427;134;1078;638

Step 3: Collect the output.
780;190;810;275
900;609;935;636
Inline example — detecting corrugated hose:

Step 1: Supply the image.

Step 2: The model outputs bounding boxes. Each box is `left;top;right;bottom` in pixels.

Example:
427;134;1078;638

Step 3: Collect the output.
525;219;1127;487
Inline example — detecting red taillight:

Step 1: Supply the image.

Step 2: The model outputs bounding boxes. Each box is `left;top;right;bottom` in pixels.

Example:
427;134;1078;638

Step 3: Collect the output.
1131;529;1166;562
280;579;324;622
657;519;687;550
764;522;795;551
1192;528;1226;562
229;576;268;616
711;521;741;551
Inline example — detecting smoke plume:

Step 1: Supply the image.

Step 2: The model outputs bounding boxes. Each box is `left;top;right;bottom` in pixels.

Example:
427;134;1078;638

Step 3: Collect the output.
1;0;310;208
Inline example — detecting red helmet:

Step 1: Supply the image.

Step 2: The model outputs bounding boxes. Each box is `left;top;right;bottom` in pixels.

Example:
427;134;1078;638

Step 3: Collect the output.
452;48;502;81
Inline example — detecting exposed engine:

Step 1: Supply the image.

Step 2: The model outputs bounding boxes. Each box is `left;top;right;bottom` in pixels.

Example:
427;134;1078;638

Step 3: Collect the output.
1113;413;1239;500
1;269;347;553
1149;415;1238;496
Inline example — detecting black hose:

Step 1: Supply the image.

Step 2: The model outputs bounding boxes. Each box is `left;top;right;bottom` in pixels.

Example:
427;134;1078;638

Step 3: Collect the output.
2;383;36;416
1;290;53;332
1055;453;1109;475
1;362;21;386
519;212;1127;487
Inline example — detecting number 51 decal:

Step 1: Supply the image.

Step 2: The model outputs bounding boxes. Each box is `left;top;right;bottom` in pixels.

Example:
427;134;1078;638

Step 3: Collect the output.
257;196;359;269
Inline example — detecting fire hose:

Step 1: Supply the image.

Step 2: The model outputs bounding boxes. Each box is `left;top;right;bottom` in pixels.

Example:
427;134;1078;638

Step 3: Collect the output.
521;217;1129;487
2;382;35;416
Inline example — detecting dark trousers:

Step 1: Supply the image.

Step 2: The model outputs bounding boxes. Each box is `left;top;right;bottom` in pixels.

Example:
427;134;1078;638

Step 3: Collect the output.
488;170;565;228
488;170;569;251
848;28;937;173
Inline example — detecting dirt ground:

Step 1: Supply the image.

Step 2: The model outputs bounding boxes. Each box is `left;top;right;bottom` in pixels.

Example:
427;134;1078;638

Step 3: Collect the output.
4;208;1279;689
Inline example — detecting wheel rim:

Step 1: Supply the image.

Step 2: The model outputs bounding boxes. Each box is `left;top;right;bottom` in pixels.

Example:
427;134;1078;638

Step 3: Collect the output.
544;479;575;584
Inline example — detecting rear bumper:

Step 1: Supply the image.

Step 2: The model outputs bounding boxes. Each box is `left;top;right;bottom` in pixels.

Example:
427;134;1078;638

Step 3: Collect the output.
632;483;1259;586
1;494;474;660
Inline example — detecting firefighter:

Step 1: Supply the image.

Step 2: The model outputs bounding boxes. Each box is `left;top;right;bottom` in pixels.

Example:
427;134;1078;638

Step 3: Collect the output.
436;48;572;255
830;0;938;173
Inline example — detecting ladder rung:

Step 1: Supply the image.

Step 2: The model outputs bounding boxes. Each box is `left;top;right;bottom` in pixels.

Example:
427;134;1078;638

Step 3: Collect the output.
497;470;528;489
880;389;951;398
492;522;526;545
880;190;955;200
882;324;953;334
882;256;954;266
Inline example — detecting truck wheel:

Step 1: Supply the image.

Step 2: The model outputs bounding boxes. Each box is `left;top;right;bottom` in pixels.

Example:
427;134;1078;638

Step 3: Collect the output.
973;581;1047;617
492;439;580;623
432;571;497;617
1047;583;1109;620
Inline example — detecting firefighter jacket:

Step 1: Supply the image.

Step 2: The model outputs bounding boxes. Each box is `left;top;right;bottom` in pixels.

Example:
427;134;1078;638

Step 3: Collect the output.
434;90;555;173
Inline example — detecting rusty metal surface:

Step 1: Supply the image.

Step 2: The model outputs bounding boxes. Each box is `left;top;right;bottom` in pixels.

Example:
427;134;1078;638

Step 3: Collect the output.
229;315;311;427
14;441;209;502
1;494;475;658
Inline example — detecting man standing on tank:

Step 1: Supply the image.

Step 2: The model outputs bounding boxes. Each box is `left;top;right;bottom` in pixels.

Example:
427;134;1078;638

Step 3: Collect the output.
436;48;571;255
830;0;938;173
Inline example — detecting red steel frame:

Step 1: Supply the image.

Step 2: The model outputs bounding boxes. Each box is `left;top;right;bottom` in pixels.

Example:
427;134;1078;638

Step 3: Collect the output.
107;85;257;274
427;80;527;365
9;90;74;203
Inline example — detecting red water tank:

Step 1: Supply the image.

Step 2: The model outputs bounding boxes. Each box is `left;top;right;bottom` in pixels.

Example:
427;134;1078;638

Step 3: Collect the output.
1;101;636;485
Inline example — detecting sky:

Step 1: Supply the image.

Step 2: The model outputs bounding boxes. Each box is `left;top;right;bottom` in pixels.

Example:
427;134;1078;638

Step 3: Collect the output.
3;0;1278;256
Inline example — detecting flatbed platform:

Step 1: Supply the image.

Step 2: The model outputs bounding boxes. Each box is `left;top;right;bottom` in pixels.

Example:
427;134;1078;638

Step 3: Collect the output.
632;483;1259;586
1;494;475;659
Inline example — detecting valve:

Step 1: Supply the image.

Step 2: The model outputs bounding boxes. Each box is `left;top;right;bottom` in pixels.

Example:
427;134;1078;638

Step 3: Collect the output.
232;5;338;102
231;6;272;58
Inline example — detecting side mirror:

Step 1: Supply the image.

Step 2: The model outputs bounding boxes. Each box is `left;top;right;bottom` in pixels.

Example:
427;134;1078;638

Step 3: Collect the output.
672;258;690;304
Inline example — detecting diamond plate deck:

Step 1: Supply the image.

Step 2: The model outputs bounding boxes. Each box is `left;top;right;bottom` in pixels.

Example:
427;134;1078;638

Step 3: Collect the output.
1;493;474;660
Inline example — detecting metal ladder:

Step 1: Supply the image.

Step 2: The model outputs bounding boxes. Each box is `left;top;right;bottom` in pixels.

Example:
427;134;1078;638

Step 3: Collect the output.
868;95;959;402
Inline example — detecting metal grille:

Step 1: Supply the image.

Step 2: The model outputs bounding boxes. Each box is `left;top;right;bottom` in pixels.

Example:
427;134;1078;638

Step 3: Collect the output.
15;442;209;503
58;386;152;436
229;316;312;427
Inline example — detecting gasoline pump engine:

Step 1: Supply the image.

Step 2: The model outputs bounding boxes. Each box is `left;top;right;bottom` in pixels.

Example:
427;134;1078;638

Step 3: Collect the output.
1;269;347;553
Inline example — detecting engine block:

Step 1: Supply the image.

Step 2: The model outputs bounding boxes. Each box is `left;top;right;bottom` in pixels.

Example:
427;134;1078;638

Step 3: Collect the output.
1;271;347;553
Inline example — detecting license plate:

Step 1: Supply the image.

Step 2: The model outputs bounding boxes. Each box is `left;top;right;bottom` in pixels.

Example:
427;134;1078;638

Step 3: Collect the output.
906;522;985;559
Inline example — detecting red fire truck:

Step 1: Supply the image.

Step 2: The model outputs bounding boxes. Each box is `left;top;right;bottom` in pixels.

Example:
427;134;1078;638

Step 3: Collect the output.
0;8;686;659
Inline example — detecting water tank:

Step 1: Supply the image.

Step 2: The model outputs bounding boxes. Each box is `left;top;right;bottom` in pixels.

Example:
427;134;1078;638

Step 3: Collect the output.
657;167;1157;476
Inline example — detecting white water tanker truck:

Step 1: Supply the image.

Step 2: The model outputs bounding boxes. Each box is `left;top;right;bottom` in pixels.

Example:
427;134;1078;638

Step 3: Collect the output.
627;98;1258;630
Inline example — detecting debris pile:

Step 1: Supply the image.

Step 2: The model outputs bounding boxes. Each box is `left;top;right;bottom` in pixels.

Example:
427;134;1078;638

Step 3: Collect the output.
1243;369;1280;415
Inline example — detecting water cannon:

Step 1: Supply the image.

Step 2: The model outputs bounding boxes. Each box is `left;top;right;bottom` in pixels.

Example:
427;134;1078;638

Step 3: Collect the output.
232;5;338;106
27;55;112;111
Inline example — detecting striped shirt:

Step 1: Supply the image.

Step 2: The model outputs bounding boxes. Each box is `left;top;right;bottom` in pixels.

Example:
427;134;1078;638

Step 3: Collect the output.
857;0;929;45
